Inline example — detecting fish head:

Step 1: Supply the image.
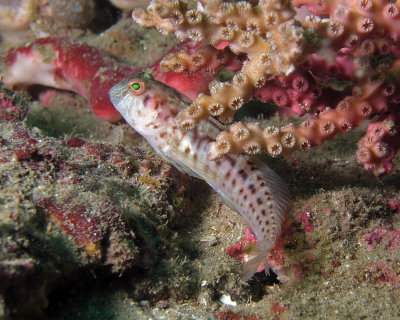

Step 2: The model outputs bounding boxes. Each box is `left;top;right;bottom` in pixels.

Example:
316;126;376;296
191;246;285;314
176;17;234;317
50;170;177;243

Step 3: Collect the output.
109;72;190;136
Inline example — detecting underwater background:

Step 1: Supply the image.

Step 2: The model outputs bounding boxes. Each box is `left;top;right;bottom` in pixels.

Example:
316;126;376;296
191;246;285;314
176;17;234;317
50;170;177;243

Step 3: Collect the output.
1;0;400;319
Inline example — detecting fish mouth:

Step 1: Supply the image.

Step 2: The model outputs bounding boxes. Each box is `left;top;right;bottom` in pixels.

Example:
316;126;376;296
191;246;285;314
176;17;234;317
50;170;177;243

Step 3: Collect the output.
109;77;133;107
109;76;142;126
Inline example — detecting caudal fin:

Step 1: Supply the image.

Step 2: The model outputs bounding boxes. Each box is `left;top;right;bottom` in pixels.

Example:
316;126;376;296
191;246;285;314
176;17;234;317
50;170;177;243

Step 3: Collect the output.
242;243;271;281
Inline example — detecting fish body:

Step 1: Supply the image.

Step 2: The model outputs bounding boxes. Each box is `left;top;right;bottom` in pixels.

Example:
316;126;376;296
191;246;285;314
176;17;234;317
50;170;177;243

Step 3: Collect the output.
109;73;291;280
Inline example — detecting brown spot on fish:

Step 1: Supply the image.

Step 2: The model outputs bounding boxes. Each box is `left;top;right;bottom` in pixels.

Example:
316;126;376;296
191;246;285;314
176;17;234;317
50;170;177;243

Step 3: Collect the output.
185;146;190;154
261;209;266;216
238;169;247;180
248;184;256;193
257;198;262;205
256;175;262;181
160;132;167;138
143;95;151;104
226;171;231;178
239;188;243;194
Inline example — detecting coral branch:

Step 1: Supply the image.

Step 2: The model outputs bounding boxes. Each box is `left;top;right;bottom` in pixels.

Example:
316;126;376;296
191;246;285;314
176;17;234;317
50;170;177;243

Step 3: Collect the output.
134;0;304;129
133;0;400;174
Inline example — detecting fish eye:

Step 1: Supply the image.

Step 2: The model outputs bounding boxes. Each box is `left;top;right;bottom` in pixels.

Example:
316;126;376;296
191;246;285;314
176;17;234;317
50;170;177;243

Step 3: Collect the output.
128;78;146;96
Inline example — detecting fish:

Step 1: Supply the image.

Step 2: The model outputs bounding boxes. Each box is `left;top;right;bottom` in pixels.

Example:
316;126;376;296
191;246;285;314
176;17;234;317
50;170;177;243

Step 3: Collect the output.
109;72;291;280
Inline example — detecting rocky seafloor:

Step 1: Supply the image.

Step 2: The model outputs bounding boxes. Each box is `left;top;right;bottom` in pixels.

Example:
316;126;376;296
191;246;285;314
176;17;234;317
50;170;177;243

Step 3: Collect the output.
1;1;400;319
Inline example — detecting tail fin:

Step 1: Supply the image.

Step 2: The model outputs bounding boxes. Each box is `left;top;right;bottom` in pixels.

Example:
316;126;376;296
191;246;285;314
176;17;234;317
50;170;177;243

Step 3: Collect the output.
242;243;271;281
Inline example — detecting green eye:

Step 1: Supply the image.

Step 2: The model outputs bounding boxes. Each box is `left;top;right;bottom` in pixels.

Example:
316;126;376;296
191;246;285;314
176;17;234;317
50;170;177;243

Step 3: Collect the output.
128;78;146;95
131;82;140;90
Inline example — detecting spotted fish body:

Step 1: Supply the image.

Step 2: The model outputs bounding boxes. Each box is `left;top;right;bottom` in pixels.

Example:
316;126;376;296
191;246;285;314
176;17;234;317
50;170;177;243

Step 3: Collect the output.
109;73;291;280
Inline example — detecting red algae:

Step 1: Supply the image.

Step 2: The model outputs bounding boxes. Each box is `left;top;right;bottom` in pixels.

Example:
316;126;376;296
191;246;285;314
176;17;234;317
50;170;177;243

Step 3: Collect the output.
214;310;261;320
296;209;315;233
364;228;400;252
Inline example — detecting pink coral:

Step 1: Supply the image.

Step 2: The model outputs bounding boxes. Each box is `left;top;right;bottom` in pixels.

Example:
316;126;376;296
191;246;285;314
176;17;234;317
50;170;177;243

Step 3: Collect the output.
4;38;230;122
5;38;140;122
357;115;400;174
127;0;400;176
5;1;400;175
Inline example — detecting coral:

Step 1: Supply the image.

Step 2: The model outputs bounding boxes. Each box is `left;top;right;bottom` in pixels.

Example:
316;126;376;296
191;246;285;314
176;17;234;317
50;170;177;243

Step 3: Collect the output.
292;0;400;42
133;0;400;175
4;0;400;177
4;37;140;122
4;38;229;122
357;116;400;173
133;0;304;128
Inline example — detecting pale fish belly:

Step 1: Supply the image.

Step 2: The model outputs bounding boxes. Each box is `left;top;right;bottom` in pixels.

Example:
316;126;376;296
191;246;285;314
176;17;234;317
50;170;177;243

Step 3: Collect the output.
149;124;290;281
